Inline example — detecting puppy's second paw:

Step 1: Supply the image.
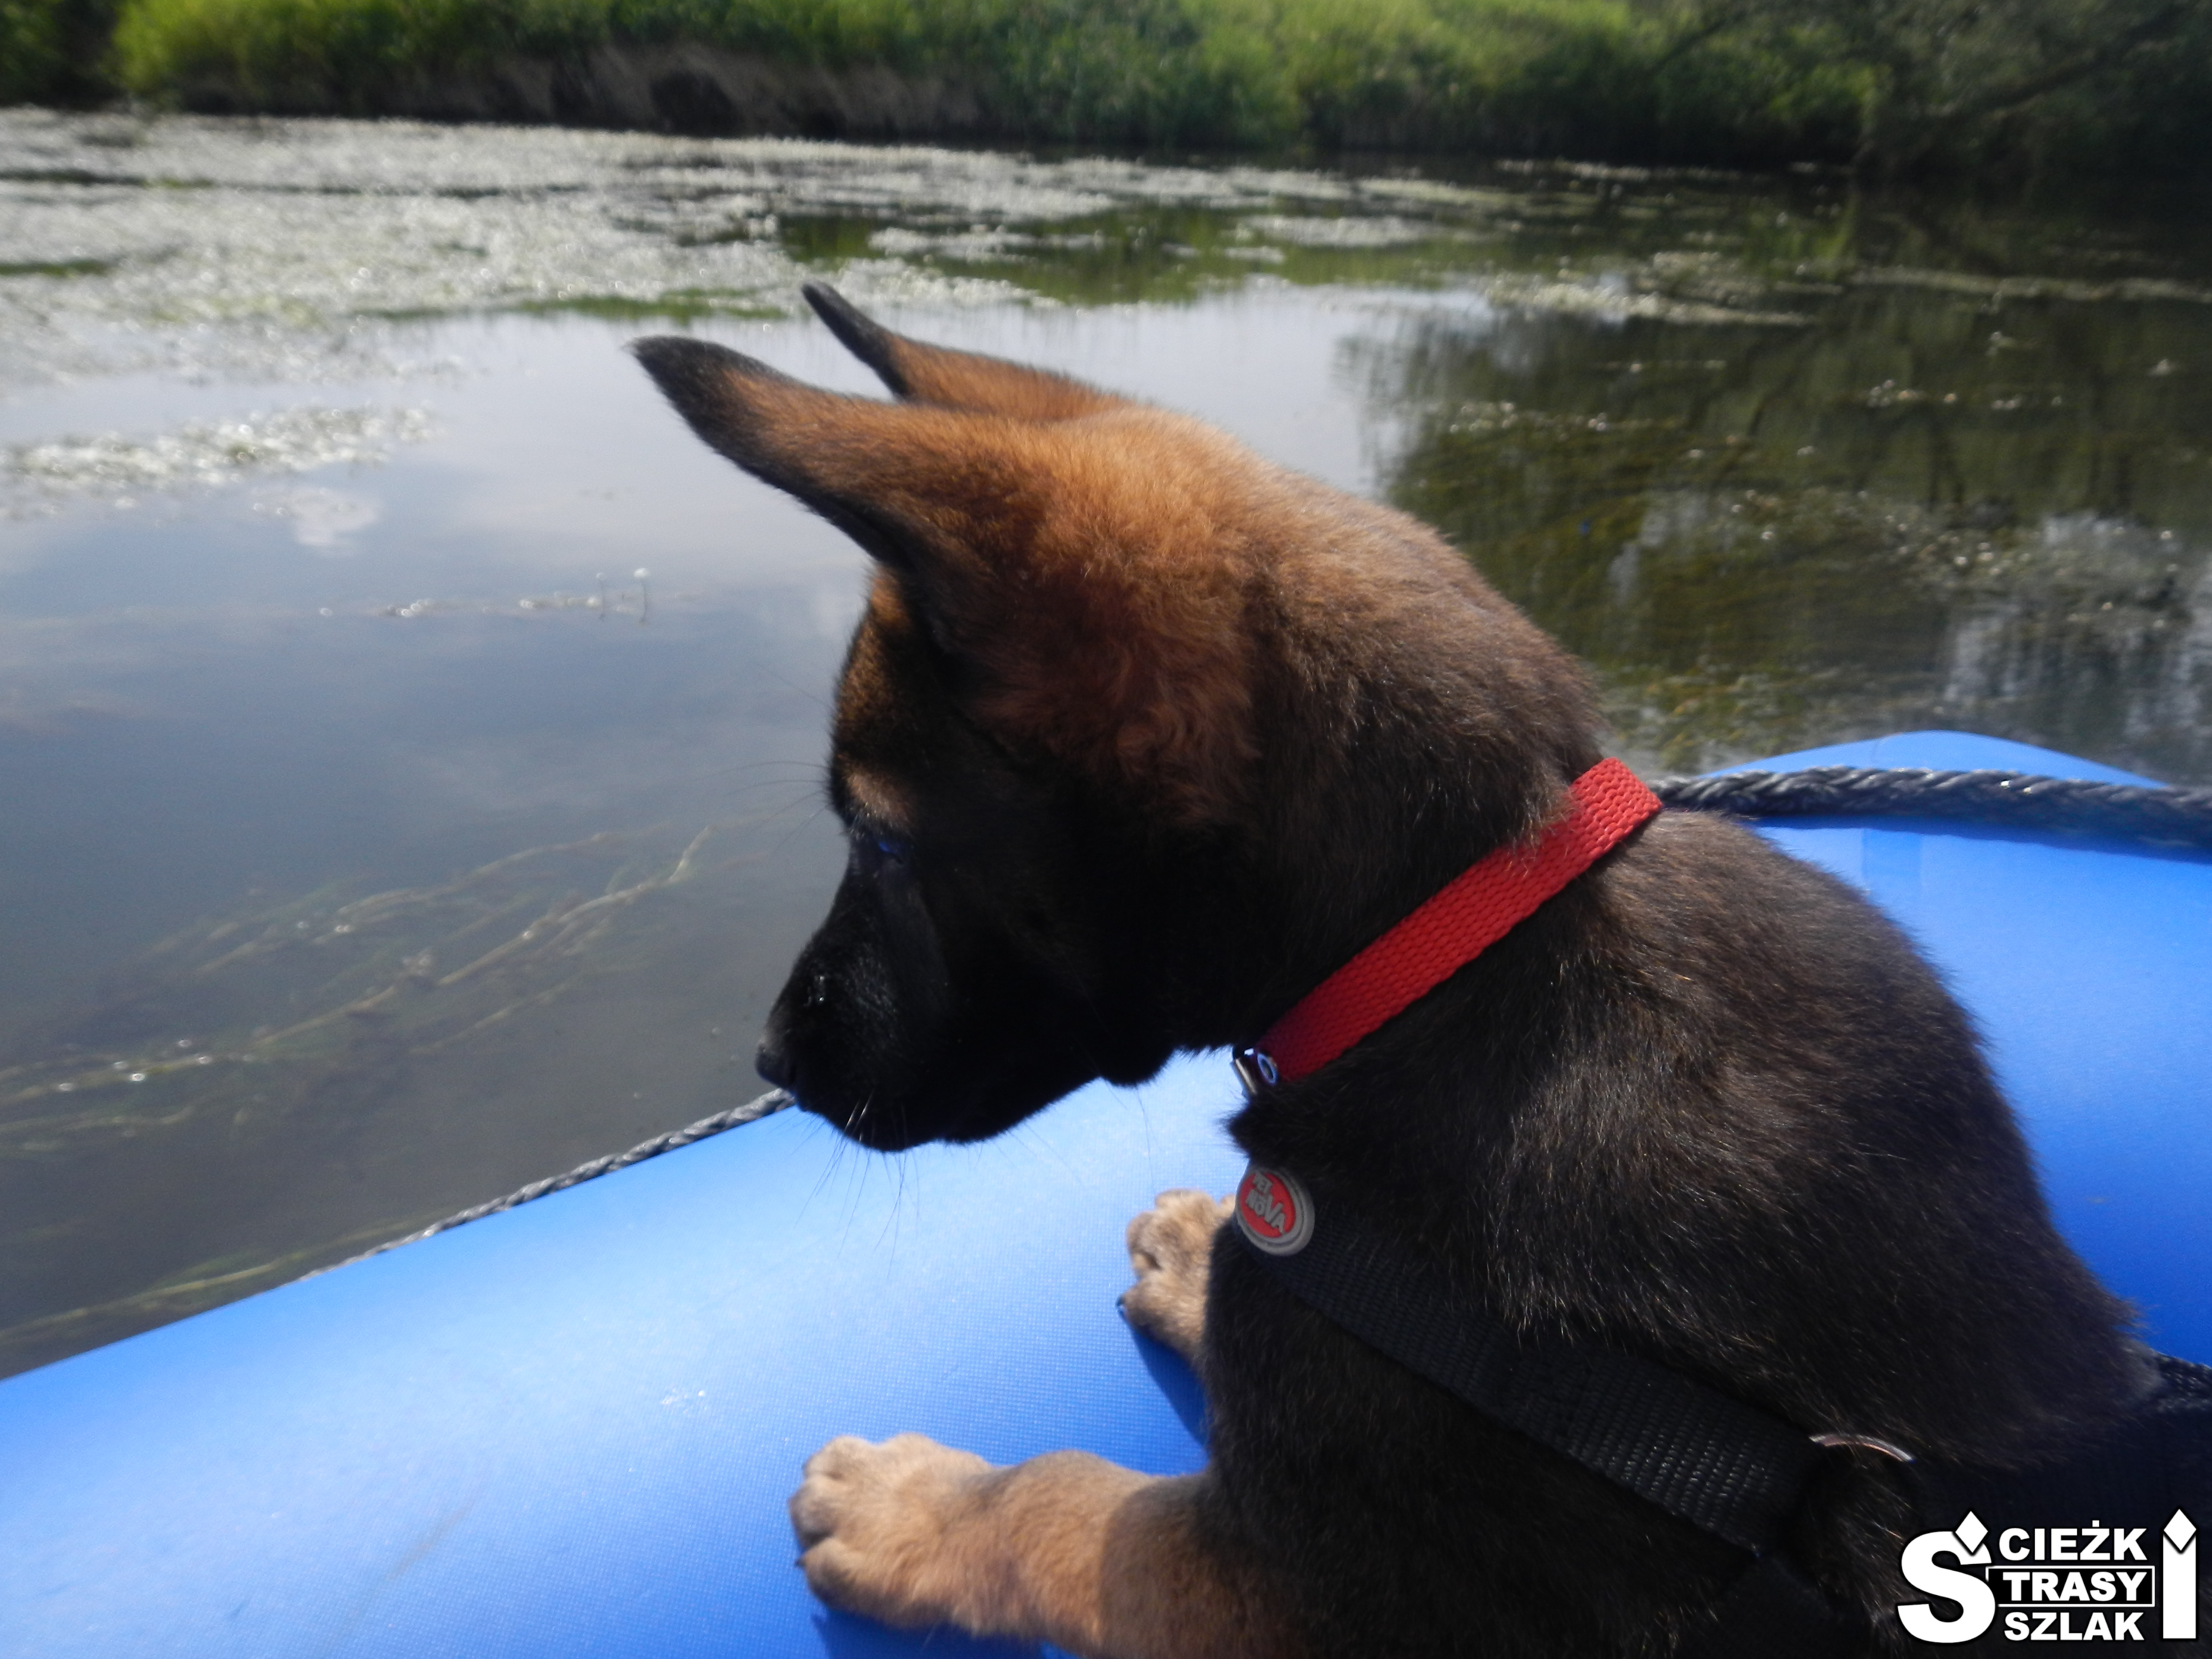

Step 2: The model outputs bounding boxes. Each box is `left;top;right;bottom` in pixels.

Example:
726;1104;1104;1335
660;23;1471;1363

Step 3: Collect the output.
791;1433;995;1628
1121;1189;1232;1365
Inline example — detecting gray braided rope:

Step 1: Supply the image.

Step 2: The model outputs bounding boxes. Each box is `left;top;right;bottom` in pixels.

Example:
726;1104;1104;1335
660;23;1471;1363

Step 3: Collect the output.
334;1087;793;1271
1651;766;2212;852
345;765;2210;1268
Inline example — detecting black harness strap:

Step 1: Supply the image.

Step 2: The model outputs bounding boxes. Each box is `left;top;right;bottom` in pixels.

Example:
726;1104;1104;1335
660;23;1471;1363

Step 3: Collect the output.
1246;1203;1825;1551
1236;1196;1866;1656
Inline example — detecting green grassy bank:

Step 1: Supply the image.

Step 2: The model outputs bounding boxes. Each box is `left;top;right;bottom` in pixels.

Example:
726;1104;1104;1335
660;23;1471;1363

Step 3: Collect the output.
7;0;2211;176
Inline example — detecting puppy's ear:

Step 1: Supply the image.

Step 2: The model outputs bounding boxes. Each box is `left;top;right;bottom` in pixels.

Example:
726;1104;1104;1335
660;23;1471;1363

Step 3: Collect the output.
803;284;1124;421
631;336;953;573
631;335;1252;820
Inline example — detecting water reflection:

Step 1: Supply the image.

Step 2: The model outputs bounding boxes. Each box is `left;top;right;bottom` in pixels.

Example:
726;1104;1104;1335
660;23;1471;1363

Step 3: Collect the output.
1368;278;2212;776
2;111;2209;1376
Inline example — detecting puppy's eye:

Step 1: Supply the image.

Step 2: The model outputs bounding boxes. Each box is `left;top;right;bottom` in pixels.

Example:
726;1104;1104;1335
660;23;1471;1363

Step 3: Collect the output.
869;831;911;865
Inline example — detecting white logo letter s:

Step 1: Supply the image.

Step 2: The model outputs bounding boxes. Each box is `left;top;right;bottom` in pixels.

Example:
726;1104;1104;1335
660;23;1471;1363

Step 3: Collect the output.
1898;1513;1997;1644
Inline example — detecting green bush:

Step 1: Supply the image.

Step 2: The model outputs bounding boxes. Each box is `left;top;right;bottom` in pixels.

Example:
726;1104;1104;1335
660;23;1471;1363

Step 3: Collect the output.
3;0;120;103
973;0;1298;146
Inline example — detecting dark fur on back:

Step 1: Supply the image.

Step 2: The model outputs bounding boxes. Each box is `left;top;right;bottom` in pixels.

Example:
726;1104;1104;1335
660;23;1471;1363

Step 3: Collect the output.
634;293;2141;1655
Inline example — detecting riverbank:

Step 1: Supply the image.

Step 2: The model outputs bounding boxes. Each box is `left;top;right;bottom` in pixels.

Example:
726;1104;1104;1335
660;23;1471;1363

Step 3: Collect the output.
7;0;2210;176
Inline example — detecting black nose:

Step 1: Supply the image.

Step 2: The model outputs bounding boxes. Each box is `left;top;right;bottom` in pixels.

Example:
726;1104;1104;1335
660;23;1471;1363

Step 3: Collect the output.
755;1029;796;1091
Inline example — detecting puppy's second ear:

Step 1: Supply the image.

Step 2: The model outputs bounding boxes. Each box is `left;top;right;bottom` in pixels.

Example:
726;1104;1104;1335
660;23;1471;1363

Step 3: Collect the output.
804;284;1124;421
632;334;1254;821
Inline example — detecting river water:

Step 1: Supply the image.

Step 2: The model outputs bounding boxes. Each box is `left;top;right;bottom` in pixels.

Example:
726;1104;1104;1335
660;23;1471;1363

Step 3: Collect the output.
2;109;2208;1376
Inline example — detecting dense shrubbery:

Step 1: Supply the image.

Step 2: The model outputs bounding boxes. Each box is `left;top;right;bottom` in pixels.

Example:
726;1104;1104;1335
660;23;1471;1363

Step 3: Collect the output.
2;0;117;104
6;0;2208;175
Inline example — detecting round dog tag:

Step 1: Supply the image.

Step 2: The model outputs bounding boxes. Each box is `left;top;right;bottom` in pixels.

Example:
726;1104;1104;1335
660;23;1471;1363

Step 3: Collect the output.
1235;1163;1314;1256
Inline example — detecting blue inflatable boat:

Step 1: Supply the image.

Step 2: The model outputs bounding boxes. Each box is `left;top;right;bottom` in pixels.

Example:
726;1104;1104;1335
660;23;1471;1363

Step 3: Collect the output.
2;730;2207;1659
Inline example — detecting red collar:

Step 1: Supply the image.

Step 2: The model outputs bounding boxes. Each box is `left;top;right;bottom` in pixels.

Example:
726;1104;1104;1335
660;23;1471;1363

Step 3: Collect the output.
1234;757;1661;1092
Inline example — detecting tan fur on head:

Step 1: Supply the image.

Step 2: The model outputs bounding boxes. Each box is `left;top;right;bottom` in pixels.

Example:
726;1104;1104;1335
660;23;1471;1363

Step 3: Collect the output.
634;335;1262;821
947;409;1264;823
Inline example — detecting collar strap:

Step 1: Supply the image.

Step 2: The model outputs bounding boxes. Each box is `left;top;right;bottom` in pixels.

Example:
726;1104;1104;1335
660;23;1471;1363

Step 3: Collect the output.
1236;757;1661;1091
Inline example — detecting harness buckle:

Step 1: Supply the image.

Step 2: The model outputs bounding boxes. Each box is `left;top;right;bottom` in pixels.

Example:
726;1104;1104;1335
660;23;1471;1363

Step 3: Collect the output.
1810;1431;1915;1463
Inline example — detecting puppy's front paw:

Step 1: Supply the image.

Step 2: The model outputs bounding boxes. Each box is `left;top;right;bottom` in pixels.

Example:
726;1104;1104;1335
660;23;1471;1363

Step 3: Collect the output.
790;1433;994;1628
1122;1189;1232;1365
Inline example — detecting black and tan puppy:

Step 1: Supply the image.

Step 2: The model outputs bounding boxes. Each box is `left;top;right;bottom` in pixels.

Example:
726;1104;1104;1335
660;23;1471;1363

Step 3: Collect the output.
632;291;2143;1657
